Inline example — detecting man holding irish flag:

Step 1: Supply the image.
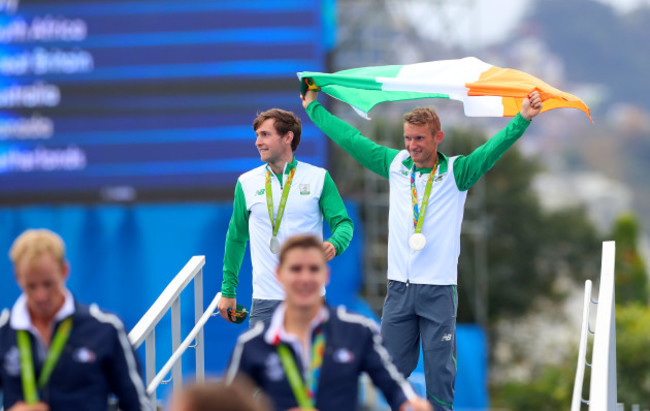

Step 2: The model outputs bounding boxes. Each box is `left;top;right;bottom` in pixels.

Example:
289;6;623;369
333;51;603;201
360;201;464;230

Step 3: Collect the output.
300;61;544;409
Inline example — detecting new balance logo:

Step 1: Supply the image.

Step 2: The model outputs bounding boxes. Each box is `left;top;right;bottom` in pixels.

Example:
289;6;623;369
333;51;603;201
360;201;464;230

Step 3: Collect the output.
441;333;452;341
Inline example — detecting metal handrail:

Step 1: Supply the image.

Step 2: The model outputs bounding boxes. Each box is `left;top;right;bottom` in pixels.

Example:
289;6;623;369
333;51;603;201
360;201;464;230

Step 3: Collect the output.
129;256;205;348
589;241;617;410
147;292;221;394
570;241;618;411
571;280;593;411
127;256;208;408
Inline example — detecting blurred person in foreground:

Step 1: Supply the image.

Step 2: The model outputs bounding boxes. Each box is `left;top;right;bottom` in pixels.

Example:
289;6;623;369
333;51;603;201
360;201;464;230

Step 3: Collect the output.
226;234;432;411
301;89;543;410
217;108;354;328
169;377;271;411
0;229;147;411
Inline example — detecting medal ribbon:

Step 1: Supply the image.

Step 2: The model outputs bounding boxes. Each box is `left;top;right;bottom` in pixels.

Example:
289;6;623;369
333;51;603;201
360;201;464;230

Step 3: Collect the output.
276;326;326;409
17;317;73;403
306;327;325;401
266;166;296;238
410;161;438;233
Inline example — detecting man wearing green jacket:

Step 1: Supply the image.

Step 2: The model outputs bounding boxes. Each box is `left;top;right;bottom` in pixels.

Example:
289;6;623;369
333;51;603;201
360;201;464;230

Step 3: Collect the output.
301;90;542;410
217;108;353;327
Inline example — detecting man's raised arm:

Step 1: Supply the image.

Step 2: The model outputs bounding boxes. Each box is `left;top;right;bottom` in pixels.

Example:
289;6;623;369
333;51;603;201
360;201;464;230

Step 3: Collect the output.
453;91;543;191
301;90;399;179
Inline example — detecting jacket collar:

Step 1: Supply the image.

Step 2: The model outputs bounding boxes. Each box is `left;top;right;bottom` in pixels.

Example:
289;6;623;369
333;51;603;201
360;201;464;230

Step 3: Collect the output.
265;155;298;176
10;288;75;331
401;151;448;174
264;302;329;346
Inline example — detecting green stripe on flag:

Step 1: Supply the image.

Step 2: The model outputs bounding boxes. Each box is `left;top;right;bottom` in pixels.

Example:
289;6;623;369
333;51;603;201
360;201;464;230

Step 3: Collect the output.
302;65;404;90
326;87;448;116
301;72;385;91
300;66;451;117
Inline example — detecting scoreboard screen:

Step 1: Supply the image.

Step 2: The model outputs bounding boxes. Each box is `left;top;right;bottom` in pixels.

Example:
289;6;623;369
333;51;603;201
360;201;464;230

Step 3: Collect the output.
0;0;332;203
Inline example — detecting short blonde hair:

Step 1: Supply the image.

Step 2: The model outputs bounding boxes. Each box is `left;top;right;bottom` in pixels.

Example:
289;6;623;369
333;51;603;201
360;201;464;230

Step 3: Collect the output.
9;229;66;268
404;107;441;135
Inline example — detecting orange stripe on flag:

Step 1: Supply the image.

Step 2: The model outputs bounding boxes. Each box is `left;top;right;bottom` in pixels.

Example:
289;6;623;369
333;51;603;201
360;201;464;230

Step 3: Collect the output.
467;66;592;120
501;97;521;118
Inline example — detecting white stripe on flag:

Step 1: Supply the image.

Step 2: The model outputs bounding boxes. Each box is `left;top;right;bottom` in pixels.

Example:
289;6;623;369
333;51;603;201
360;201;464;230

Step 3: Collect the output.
378;57;492;98
463;96;505;117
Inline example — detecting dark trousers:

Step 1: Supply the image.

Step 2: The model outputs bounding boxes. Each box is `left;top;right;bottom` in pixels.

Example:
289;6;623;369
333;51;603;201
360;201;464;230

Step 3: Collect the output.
249;299;282;328
381;281;457;411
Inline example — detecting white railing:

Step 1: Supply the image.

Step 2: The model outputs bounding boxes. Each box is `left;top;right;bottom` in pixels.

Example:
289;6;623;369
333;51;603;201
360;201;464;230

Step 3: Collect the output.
589;241;617;410
571;279;593;410
571;241;617;410
128;256;220;408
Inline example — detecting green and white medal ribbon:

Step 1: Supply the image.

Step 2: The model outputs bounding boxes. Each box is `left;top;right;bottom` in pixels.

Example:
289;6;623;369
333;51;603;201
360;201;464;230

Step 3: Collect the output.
266;165;296;254
409;161;438;251
17;317;73;403
276;326;326;409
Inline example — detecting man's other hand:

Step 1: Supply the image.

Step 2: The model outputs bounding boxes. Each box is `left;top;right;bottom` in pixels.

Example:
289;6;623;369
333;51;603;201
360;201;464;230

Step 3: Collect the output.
218;296;237;323
521;90;543;121
322;241;336;262
300;90;318;109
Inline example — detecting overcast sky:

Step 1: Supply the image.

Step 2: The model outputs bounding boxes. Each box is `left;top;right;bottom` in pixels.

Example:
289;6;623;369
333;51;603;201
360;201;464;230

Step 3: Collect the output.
409;0;650;48
480;0;650;44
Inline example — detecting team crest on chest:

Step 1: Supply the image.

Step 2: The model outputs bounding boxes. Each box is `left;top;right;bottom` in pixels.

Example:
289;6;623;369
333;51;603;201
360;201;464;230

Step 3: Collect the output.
333;347;355;363
4;346;20;376
299;184;310;195
73;347;97;363
264;352;285;381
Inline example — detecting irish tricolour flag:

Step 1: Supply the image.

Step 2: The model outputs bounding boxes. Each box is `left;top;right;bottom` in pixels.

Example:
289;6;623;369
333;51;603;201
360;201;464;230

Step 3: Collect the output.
299;57;591;120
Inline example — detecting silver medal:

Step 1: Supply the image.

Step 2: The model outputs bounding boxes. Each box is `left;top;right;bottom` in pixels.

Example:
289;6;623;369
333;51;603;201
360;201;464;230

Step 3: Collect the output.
269;236;281;254
409;233;427;251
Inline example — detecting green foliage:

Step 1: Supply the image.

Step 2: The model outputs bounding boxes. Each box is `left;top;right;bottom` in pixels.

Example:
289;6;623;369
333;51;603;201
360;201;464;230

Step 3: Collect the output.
616;303;650;405
526;0;650;260
446;127;602;322
492;304;650;410
611;214;649;304
491;362;577;411
327;114;403;196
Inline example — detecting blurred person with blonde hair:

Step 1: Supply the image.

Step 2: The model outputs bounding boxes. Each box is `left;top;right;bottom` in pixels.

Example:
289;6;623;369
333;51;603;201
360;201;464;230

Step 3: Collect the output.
0;229;147;411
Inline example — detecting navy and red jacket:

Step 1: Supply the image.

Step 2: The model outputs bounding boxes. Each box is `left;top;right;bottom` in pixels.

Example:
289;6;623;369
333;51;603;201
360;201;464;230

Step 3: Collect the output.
226;305;415;411
0;302;148;411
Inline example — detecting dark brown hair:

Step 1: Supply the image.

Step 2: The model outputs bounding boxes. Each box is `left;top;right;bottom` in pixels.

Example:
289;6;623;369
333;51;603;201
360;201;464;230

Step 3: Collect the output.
403;107;441;135
253;108;302;152
278;234;325;266
175;378;270;411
